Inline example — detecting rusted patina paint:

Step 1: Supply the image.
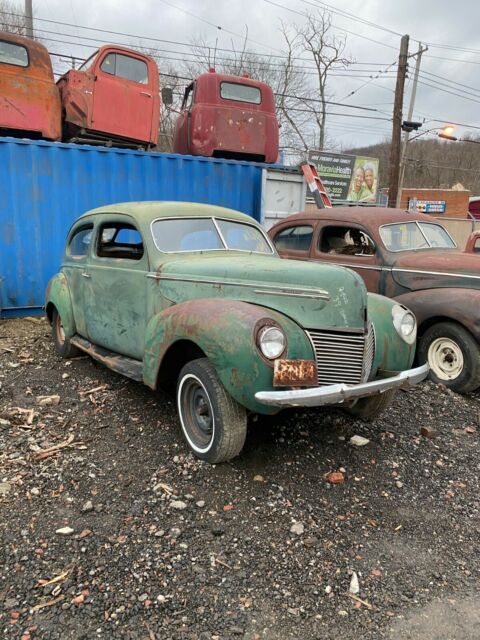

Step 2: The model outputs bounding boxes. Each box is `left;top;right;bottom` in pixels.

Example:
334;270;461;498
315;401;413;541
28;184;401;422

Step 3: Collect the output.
464;231;480;254
144;297;314;414
0;31;61;140
44;272;76;336
273;359;317;387
70;335;143;381
270;207;480;346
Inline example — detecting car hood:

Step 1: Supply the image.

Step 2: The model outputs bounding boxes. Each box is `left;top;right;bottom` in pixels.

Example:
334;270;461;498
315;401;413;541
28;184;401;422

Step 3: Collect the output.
154;253;367;331
391;250;480;291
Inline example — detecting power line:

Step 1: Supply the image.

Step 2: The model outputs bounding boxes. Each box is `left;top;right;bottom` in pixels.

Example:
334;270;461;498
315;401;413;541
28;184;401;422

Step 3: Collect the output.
416;78;480;106
262;0;399;50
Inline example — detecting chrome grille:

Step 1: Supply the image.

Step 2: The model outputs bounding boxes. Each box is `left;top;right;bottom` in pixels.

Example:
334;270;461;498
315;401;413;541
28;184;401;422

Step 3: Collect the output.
306;325;375;386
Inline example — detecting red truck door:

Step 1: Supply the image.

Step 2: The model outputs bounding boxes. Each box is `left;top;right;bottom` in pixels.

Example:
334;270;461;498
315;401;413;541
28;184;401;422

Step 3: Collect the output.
91;50;154;143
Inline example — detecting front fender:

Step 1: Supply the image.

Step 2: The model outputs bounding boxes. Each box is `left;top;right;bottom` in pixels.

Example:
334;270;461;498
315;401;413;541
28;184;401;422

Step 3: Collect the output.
45;272;76;337
368;293;416;375
395;288;480;343
144;298;314;414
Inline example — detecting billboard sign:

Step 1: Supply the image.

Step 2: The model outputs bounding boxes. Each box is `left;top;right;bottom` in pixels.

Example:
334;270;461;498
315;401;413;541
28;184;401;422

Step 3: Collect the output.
308;150;379;203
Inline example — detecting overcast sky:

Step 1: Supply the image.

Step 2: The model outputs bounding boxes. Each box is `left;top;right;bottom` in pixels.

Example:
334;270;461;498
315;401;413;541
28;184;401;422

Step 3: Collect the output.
31;0;480;150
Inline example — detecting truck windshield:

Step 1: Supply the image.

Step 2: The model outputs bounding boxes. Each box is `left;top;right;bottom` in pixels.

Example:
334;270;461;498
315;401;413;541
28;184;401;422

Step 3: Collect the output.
0;40;28;67
220;82;261;104
380;221;456;252
151;217;273;254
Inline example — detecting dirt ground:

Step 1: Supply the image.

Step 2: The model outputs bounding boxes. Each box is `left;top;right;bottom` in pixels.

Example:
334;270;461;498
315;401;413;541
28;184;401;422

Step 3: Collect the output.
1;317;479;640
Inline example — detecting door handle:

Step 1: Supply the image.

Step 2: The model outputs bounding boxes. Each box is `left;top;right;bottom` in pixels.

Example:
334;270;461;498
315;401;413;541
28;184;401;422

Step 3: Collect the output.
140;92;152;97
81;272;91;278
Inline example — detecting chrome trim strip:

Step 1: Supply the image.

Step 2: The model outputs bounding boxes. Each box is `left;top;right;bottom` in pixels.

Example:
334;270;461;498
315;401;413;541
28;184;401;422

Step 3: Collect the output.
253;288;330;301
255;364;429;407
391;267;480;280
147;273;330;299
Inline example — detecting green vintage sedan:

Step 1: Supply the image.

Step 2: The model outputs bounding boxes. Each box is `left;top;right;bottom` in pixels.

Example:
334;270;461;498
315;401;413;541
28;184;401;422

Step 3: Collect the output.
45;202;428;463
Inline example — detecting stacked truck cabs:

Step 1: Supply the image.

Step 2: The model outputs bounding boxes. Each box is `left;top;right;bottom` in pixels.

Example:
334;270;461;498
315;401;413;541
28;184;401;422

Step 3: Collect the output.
173;69;279;163
0;32;160;149
0;31;61;140
57;45;160;149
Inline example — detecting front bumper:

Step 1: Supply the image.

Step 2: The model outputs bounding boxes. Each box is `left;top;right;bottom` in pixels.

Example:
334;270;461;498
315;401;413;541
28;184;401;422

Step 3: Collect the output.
255;363;429;408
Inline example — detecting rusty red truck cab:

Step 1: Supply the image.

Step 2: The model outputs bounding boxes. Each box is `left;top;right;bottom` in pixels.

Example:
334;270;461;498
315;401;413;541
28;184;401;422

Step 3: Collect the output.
57;45;160;149
173;70;279;163
0;31;61;140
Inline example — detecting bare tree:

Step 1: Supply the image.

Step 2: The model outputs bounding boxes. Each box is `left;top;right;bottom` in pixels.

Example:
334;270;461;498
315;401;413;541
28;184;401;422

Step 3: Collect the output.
282;11;353;151
0;0;26;35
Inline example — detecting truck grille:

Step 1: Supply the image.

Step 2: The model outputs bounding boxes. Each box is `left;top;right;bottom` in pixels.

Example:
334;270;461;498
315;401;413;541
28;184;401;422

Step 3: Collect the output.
306;325;375;386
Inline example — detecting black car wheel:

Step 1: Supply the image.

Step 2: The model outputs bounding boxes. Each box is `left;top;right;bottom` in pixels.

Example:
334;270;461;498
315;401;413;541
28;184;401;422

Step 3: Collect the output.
418;322;480;393
51;308;80;358
345;389;396;420
177;358;247;463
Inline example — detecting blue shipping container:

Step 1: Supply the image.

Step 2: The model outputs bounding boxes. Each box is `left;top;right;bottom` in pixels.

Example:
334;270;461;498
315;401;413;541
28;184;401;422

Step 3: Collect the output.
0;137;264;317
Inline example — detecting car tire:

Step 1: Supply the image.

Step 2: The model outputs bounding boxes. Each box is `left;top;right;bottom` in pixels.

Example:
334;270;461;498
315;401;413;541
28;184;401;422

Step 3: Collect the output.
177;358;247;463
51;308;81;358
417;322;480;393
344;389;396;420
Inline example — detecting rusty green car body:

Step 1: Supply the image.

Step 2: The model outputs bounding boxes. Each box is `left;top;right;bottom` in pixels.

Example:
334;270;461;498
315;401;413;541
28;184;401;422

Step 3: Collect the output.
45;202;427;462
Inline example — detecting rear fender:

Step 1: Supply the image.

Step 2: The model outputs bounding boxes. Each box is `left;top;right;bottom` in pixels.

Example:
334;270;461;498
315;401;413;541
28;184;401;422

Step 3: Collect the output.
45;273;76;337
144;298;313;414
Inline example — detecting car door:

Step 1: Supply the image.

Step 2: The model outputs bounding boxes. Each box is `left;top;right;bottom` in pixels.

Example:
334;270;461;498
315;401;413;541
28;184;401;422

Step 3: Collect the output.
83;216;149;360
270;223;315;262
62;222;94;338
312;222;383;293
91;51;153;142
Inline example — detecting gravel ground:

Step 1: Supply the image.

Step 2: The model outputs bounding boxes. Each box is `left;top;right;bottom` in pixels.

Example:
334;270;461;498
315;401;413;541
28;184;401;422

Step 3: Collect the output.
1;317;479;640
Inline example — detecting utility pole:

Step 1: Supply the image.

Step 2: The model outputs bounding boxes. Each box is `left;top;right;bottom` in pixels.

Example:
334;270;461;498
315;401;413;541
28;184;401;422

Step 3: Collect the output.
396;43;428;207
25;0;33;39
387;34;409;208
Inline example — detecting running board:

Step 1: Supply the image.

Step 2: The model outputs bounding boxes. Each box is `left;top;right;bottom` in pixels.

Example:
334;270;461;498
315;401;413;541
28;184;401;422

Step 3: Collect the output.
70;335;143;382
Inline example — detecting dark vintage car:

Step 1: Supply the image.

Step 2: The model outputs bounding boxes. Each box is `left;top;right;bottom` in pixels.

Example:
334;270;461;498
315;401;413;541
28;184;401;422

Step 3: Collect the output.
269;208;480;393
45;202;427;463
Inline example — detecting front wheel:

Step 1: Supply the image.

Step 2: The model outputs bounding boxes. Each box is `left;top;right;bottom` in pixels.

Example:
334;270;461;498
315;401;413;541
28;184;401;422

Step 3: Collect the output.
176;358;247;463
417;322;480;393
344;389;397;420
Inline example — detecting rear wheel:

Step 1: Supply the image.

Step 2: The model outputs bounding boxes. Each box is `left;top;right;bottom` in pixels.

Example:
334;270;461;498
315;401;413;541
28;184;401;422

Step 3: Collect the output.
51;308;80;358
345;389;396;420
418;322;480;393
176;358;247;463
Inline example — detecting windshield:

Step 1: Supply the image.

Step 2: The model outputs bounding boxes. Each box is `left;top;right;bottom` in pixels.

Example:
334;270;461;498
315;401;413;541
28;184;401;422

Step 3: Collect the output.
380;221;456;252
151;217;274;254
0;40;28;67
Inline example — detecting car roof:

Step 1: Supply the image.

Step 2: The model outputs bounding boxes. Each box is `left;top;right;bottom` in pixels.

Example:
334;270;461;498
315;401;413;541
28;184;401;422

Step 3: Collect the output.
276;207;441;226
79;201;255;225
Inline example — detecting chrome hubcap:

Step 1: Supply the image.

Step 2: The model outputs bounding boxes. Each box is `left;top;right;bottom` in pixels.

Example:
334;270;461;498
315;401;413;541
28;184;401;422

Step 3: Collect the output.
428;337;464;380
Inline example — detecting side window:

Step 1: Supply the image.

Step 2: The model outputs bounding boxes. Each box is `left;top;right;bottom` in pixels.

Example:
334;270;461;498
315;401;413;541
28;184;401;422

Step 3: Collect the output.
273;225;313;252
320;226;376;256
100;53;115;75
100;53;148;84
0;40;29;67
69;225;93;258
96;222;144;261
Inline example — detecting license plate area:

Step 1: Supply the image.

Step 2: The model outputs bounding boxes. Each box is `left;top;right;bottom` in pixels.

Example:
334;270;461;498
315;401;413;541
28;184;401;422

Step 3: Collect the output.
273;359;317;388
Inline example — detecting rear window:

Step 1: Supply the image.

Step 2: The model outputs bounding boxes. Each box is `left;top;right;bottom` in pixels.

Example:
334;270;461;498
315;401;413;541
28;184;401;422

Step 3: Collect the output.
220;82;261;104
0;40;28;67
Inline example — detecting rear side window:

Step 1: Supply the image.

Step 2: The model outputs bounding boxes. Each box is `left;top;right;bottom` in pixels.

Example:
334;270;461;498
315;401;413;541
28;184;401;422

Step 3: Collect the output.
100;53;148;84
0;40;28;67
273;226;313;252
220;82;261;104
69;225;93;258
96;222;144;260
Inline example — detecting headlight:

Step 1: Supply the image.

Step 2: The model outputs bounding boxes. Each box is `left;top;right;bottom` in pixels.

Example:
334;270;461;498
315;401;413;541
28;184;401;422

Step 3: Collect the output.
392;304;417;345
258;326;286;360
